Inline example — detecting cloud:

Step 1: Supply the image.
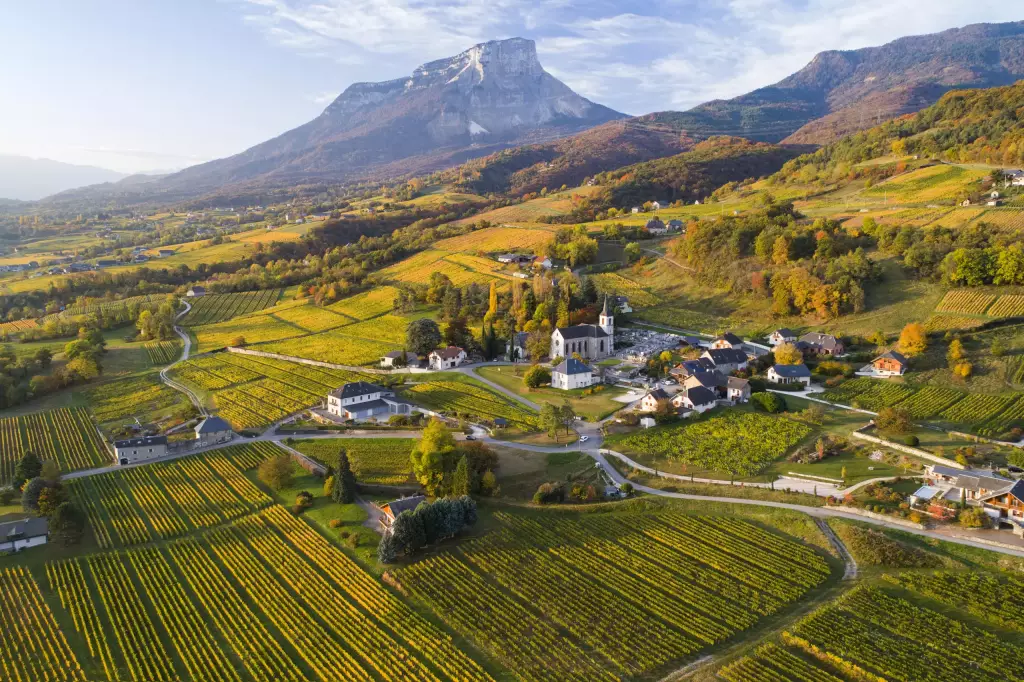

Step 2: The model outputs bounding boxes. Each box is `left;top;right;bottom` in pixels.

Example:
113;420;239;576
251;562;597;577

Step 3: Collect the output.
230;0;1024;116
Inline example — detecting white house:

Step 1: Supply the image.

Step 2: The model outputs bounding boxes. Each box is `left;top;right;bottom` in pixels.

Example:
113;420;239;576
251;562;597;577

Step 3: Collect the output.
114;435;168;465
645;218;667;234
767;364;812;386
651;200;670;210
638;388;670;412
552;358;594;390
428;346;467;370
509;332;530;362
536;257;553;269
551;298;614;361
726;376;751;402
186;286;206;297
631;206;642;214
381;350;420;368
0;518;48;552
710;332;743;349
194;416;233;447
768;328;797;346
1005;169;1024;187
327;382;413;421
671;386;718;414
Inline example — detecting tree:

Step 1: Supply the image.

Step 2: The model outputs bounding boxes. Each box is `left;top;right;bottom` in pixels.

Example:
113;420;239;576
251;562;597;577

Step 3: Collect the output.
391;510;426;555
258;454;294;491
21;477;51;513
451;456;471;496
876;407;913;434
625;242;641;262
751;392;785;413
541;403;560;438
526;331;549;361
410;420;456;496
36;485;63;516
12;451;42;490
946;338;965;365
867;330;887;349
953;361;973;379
523;364;551;389
898;322;928;356
40;460;60;482
51;502;86;545
377;534;398;563
773;342;803;365
559;400;577;435
406;318;442;356
333;448;356;504
230;335;247;347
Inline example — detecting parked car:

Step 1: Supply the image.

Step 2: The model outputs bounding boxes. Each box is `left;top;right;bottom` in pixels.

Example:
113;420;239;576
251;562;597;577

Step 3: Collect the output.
579;435;589;443
465;435;475;441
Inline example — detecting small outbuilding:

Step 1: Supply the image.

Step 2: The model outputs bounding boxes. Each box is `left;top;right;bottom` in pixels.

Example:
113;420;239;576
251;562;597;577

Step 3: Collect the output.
195;416;233;447
0;517;49;552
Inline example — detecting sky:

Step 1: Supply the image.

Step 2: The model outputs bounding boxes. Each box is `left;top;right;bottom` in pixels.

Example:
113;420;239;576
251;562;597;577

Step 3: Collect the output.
0;1;1020;174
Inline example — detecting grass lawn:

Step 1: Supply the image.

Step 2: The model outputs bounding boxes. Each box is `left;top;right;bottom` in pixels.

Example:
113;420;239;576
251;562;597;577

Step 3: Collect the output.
489;445;598;500
476;365;627;420
495;429;580;446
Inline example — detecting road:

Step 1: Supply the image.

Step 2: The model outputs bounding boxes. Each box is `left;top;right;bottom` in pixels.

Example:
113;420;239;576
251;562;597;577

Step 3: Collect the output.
159;299;206;415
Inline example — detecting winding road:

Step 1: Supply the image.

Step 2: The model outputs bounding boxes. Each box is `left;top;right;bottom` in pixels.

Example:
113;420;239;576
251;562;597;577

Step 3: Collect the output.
159;299;206;415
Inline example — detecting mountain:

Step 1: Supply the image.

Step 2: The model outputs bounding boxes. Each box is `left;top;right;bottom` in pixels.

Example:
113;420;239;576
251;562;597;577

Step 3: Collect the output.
105;38;623;204
0;155;126;201
647;21;1024;146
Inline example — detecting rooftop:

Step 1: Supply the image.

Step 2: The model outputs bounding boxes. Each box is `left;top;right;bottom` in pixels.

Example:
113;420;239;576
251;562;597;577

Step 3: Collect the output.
0;517;48;540
771;363;811;377
383;495;426;518
330;381;385;399
554;358;592;375
113;435;168;448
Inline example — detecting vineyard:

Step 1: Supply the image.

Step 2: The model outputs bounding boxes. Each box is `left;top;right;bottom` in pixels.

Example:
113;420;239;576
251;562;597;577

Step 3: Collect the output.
37;505;494;682
399;510;831;680
67;442;276;549
194;313;308;352
178;289;282;326
171;353;371;431
144;341;181;366
975;396;1024;438
605;412;810;476
260;331;400;368
433;226;552;253
987;295;1024;318
290;438;415;485
270;302;354;333
924;315;986;332
401;375;540;429
589;273;660;308
327;286;401;320
728;583;1024;682
935;290;996;315
863;165;988;202
939;393;1016;425
38;294;169;325
85;374;192;427
0;318;38;336
0;407;110;483
893;386;964;418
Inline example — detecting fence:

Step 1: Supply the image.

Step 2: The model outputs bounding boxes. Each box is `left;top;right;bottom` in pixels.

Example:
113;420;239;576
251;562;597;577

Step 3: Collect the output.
850;426;965;469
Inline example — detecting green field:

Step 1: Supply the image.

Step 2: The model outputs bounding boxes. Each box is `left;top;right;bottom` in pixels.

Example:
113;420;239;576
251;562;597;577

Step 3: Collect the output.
398;372;540;429
289;438;416;485
476;366;628;420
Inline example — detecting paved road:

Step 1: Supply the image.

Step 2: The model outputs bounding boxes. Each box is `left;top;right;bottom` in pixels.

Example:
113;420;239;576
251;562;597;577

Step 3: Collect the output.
816;518;858;579
159;299;206;415
459;365;542;411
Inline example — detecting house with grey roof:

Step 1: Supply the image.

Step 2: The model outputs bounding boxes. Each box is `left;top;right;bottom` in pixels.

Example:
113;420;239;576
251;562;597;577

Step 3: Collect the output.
552;358;594;390
114;435;168;465
380;495;427;533
798;332;844;356
195;416;233;447
327;382;413;421
671;386;718;415
767;363;812;387
0;517;48;552
701;348;749;373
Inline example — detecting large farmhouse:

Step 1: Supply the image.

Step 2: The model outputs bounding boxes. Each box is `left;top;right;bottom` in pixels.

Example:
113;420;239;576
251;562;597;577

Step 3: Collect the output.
550;297;614;361
327;382;414;421
114;435;168;465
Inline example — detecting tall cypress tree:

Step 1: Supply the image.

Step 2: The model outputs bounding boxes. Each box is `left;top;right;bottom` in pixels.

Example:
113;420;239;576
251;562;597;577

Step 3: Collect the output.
332;448;356;504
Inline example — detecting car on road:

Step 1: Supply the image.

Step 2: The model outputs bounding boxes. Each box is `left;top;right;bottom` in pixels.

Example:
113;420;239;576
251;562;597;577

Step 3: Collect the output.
579;435;589;443
465;435;475;440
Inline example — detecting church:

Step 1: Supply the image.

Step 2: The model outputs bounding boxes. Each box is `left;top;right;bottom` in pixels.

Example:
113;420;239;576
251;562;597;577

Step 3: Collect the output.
549;297;615;361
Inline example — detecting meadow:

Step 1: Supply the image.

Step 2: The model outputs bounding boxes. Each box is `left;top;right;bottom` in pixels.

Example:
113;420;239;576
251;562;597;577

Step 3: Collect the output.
290;438;416;485
862;164;988;203
0;407;110;483
399;509;831;680
398;373;540;429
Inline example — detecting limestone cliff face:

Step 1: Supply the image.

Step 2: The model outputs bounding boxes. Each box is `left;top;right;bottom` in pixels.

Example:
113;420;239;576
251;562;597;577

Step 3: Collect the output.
159;38;623;195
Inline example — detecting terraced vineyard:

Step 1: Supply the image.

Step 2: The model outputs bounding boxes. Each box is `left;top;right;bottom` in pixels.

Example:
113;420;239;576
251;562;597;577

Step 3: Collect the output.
433;226;552;252
39;294;169;324
0;318;38;336
987;295;1024;318
0;407;110;483
179;289;283;326
291;438;415;485
260;329;401;367
170;353;371;431
399;511;831;680
37;505;495;682
401;375;540;429
589;272;660;307
893;386;964;418
67;442;276;549
939;393;1016;425
85;374;192;427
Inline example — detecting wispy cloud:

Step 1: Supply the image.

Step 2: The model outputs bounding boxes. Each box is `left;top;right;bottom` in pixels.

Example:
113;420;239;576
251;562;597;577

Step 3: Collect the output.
230;0;1024;115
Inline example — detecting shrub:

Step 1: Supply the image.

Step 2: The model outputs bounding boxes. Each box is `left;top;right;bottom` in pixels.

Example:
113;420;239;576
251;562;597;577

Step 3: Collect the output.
258;453;294;491
831;522;941;568
294;491;314;513
876;407;913;434
328;519;343;529
958;507;988;528
533;482;566;505
904;435;920;446
751;392;786;413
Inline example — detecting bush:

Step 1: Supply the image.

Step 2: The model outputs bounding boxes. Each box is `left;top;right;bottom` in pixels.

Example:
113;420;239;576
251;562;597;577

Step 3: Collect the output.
532;482;566;505
830;522;941;568
293;490;314;513
903;435;920;446
328;519;343;529
751;392;786;413
258;454;294;491
876;407;912;434
958;507;988;528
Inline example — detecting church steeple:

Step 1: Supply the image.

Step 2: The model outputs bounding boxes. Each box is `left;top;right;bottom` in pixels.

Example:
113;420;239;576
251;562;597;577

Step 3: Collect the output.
599;296;614;336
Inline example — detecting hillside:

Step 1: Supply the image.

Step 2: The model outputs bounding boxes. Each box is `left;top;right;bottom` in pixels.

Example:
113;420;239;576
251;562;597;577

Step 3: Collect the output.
0;155;126;201
647;21;1024;146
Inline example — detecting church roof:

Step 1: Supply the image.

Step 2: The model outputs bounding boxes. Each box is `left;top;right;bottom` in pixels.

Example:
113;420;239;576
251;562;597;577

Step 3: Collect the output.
601;295;611;317
555;325;609;340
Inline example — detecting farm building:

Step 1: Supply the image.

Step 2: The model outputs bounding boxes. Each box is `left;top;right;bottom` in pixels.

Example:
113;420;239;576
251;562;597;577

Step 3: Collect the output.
767;364;812;386
381;350;419;368
158;249;175;257
194;416;233;447
327;382;413;421
114;435;168;465
552;358;594;390
379;495;427;534
768;329;797;346
0;517;48;553
187;286;206;297
550;298;614;361
428;346;467;370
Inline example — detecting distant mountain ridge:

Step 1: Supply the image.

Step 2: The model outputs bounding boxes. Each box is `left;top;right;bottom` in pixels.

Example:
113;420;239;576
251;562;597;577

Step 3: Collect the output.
649;21;1024;145
0;155;126;201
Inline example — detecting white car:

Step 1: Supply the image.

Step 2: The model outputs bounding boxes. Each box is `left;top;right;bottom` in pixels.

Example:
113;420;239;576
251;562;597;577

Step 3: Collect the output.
579;435;589;443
